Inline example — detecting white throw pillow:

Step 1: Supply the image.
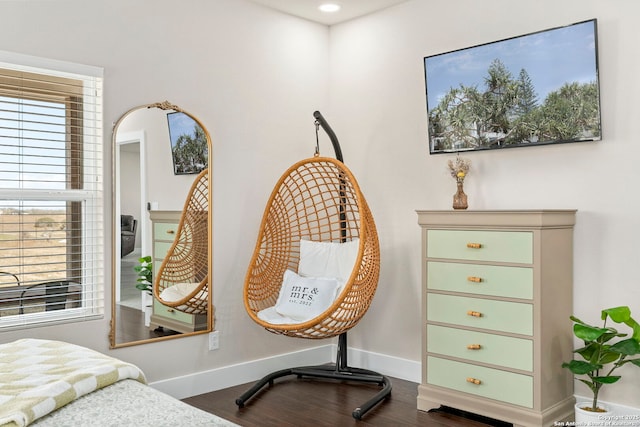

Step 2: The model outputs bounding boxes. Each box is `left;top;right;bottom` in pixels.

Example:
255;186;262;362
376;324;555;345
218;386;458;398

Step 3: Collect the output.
274;269;339;322
298;238;360;287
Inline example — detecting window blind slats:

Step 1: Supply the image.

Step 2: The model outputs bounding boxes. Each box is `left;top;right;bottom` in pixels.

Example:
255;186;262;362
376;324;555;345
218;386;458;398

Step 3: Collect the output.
0;59;103;329
0;68;85;97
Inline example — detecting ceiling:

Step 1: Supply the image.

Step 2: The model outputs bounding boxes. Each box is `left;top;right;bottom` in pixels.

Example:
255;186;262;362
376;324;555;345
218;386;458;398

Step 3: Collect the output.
247;0;410;26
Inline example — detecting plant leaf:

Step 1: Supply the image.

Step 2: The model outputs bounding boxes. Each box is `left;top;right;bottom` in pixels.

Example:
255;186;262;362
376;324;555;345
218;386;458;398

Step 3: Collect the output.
625;317;640;341
603;306;631;323
570;315;586;325
574;324;609;341
604;306;640;341
599;330;627;344
593;375;621;384
598;350;622;365
562;360;600;375
610;338;640;356
575;344;598;363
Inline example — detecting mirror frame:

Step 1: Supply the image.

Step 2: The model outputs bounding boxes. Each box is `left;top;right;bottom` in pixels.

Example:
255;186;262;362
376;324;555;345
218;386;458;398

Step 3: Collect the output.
109;101;213;348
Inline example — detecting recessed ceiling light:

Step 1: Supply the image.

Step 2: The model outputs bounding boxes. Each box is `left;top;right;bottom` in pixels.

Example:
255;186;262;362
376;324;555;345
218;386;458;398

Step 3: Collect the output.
319;3;341;13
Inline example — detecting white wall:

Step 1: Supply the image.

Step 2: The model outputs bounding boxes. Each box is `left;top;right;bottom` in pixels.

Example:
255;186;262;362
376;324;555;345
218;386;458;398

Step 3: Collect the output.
328;0;640;409
0;0;331;384
1;0;639;412
117;108;195;212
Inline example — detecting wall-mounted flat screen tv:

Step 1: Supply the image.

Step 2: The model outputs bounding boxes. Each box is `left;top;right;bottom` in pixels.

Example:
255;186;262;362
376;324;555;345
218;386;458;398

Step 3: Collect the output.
424;19;601;154
167;111;208;175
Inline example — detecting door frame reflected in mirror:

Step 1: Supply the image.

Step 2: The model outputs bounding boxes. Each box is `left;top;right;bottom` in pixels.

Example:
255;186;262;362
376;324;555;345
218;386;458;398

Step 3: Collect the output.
109;101;212;348
114;131;148;305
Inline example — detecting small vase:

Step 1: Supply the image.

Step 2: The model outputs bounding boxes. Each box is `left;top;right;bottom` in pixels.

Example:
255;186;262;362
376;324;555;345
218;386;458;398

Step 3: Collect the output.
452;181;468;210
574;402;610;426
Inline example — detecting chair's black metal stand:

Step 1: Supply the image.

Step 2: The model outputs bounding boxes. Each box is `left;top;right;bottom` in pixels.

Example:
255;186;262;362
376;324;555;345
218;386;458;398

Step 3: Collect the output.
235;111;392;420
236;333;392;419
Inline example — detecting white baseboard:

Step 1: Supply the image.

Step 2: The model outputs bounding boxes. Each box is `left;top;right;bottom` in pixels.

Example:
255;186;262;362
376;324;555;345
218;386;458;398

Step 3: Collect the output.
149;344;421;400
344;346;421;383
151;345;640;417
150;344;333;399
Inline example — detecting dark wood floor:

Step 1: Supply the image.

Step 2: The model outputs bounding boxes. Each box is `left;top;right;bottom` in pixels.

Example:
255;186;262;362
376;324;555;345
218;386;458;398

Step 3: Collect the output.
118;306;511;425
183;375;512;426
113;304;180;345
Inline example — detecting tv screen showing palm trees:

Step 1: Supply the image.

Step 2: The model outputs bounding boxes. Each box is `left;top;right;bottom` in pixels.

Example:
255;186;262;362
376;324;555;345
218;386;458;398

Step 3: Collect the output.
167;112;208;174
424;19;601;154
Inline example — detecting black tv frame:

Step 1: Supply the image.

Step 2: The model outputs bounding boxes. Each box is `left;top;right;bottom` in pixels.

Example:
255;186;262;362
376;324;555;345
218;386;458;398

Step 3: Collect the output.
424;19;601;154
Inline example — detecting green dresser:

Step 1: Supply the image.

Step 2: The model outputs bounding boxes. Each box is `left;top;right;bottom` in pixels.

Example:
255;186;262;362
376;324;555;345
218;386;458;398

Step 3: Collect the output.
148;210;207;334
416;210;576;427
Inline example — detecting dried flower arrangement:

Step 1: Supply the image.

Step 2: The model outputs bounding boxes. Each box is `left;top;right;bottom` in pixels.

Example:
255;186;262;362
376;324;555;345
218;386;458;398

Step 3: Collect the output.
447;157;471;183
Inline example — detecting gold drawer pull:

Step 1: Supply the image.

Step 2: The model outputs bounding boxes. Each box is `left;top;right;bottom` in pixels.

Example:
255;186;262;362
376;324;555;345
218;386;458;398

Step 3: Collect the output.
167;308;175;313
466;243;482;249
467;344;482;350
466;377;482;385
166;230;176;234
467;276;482;283
467;310;482;317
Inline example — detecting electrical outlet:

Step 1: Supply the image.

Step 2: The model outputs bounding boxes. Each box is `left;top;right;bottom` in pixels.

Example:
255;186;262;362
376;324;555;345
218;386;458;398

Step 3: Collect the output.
208;330;219;351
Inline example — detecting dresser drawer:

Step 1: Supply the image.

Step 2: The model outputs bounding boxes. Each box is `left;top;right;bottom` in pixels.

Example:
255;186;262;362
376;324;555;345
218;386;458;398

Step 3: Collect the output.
427;356;533;408
154;222;179;241
427;230;532;264
427;261;533;299
153;299;193;324
427;324;533;371
427;293;533;335
154;241;174;261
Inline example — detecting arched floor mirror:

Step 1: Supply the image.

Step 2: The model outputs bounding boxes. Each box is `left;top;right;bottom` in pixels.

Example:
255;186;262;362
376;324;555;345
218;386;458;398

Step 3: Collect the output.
110;101;212;348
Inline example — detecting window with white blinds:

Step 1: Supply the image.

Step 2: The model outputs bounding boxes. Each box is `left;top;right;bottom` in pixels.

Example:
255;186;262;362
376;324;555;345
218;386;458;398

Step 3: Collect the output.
0;54;104;329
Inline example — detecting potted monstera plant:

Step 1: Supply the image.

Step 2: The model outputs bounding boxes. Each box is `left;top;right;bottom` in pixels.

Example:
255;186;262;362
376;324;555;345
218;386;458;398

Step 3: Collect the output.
134;255;153;320
562;306;640;422
134;255;153;293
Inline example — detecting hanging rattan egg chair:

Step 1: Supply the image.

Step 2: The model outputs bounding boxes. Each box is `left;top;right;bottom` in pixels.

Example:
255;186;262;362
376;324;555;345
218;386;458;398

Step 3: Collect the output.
153;168;209;315
236;112;391;420
242;155;380;338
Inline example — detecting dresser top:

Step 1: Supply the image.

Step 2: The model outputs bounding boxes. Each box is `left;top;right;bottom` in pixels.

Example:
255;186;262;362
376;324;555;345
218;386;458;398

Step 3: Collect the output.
416;210;576;229
149;210;182;221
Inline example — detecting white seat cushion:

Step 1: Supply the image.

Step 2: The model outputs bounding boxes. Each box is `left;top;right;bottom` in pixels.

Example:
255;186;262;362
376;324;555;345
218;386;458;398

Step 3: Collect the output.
159;282;201;302
256;306;298;325
159;282;207;312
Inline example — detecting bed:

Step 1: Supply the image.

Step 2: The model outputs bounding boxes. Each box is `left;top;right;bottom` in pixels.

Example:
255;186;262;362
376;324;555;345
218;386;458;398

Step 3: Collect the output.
0;339;238;427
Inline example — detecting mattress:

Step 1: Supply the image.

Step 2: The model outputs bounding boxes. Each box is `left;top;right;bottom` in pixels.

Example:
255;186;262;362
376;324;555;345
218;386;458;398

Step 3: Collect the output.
31;379;238;427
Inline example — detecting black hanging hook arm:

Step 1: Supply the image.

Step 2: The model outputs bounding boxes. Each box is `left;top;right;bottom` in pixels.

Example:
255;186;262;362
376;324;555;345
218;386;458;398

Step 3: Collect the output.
313;111;343;163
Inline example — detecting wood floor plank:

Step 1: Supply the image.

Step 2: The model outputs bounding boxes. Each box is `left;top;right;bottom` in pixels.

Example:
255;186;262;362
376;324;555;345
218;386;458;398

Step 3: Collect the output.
182;375;511;426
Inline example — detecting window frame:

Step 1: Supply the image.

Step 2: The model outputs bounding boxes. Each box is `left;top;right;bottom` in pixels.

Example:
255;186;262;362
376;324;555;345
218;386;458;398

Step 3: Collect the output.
0;51;104;329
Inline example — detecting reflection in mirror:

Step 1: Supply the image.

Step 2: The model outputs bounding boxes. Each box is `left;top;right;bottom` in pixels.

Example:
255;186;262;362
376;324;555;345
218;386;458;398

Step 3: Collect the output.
110;101;212;348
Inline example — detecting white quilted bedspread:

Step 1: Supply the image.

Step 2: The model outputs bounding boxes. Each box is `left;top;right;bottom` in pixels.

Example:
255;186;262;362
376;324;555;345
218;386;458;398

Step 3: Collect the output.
0;339;146;427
